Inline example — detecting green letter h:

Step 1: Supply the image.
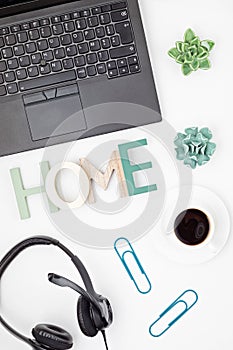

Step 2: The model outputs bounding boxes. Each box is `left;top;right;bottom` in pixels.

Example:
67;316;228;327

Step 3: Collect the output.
10;161;59;220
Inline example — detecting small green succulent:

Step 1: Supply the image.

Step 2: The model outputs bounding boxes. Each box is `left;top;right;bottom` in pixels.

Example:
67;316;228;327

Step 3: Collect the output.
174;127;216;169
168;29;215;76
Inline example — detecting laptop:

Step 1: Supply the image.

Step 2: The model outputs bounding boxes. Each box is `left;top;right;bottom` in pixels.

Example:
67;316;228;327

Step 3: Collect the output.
0;0;161;157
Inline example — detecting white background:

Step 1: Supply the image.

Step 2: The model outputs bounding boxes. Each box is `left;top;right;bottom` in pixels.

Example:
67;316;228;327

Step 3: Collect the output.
0;0;233;349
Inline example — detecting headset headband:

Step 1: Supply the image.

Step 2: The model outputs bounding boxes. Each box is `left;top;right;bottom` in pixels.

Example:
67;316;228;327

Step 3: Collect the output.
0;236;101;347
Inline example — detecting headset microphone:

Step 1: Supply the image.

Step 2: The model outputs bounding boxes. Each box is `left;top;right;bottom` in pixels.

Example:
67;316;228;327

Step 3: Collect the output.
48;273;102;312
0;236;113;350
48;273;113;327
48;273;112;350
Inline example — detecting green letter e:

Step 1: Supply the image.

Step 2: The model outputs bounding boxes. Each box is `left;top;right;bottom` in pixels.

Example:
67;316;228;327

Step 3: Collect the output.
118;139;157;196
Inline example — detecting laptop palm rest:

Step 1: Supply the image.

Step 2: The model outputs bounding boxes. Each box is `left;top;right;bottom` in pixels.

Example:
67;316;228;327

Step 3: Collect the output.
23;83;87;141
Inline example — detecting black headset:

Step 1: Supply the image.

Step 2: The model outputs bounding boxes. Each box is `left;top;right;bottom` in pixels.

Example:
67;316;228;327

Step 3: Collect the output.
0;236;113;350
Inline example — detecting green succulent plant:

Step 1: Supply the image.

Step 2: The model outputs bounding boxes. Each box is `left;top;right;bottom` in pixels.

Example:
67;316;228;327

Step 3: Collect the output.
174;127;216;169
168;29;215;76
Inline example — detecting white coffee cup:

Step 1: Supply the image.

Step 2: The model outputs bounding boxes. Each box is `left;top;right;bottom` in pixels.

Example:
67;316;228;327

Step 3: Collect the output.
154;186;230;264
173;207;215;249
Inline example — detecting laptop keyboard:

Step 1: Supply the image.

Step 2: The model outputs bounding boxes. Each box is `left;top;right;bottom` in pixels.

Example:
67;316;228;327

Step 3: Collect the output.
0;1;141;96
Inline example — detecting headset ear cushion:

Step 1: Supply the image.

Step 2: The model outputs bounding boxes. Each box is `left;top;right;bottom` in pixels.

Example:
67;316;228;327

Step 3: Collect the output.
77;296;98;337
32;324;73;350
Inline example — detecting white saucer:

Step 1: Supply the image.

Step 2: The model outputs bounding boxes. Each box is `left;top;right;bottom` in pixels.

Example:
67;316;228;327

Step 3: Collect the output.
154;186;231;264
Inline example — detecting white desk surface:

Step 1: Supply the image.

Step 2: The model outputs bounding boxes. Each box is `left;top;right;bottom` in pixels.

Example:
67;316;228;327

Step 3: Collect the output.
0;0;232;349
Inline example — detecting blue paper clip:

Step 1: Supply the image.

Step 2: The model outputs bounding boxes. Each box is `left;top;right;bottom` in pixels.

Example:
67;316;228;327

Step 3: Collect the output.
149;290;198;337
114;237;152;294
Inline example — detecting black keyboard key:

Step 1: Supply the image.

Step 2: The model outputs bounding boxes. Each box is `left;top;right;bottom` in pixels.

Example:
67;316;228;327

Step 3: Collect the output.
0;61;7;72
108;68;118;77
4;71;15;82
21;22;30;30
54;47;66;59
43;50;54;61
40;26;52;38
2;48;13;59
90;39;100;51
71;12;81;19
66;45;77;57
40;63;51;74
86;53;97;64
51;61;62;72
101;5;111;12
31;53;41;64
110;44;135;59
64;21;75;33
128;56;138;65
26;42;37;54
8;58;19;70
28;66;39;77
87;65;97;77
0;38;4;48
14;45;25;56
51;16;61;24
5;34;16;46
11;24;21;33
92;7;101;15
84;29;95;41
0;85;6;96
96;27;105;38
107;61;117;70
61;13;71;21
16;68;27;80
7;83;18;94
119;66;129;75
52;24;64;35
117;58;127;67
40;18;50;26
101;38;111;49
80;9;90;17
97;63;106;74
61;34;72;46
63;58;74;69
111;10;128;22
72;32;84;43
78;42;89;54
115;21;133;44
49;37;60;48
87;16;99;27
76;19;87;30
37;39;48;51
111;2;127;10
75;55;86;67
111;35;120;47
29;29;40;40
0;74;3;84
99;13;111;25
0;28;9;35
31;20;40;28
19;55;30;67
17;32;28;43
130;63;140;73
98;50;109;62
77;67;87;79
106;25;115;36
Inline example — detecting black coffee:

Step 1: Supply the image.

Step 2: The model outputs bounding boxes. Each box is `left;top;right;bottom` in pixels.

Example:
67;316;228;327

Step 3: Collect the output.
174;209;210;246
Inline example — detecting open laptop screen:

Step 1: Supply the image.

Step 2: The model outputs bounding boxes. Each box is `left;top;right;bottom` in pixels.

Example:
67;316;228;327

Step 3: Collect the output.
0;0;77;17
0;0;40;8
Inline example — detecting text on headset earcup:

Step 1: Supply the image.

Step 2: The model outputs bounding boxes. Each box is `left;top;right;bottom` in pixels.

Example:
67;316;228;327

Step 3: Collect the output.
32;324;73;350
77;296;99;337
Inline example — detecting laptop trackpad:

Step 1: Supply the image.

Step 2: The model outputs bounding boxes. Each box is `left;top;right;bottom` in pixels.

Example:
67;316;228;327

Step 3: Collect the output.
24;84;87;141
